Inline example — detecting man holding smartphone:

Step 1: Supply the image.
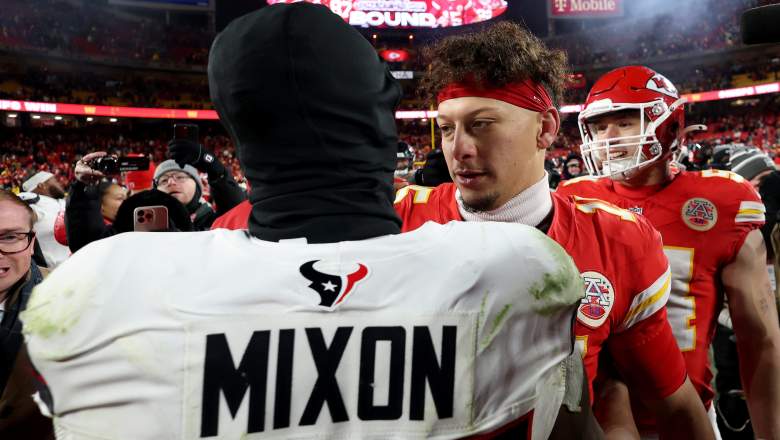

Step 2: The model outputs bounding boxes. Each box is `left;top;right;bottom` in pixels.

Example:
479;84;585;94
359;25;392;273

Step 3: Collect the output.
154;129;245;230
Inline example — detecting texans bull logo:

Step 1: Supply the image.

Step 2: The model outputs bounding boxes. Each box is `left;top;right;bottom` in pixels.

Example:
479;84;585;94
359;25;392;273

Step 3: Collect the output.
299;260;369;309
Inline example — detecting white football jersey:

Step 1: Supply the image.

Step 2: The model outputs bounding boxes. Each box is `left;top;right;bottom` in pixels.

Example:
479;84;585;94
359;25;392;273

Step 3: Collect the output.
30;195;69;268
22;221;583;440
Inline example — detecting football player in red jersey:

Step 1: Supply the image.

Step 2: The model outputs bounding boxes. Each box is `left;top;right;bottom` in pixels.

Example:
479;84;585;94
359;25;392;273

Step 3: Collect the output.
395;22;713;439
557;65;780;439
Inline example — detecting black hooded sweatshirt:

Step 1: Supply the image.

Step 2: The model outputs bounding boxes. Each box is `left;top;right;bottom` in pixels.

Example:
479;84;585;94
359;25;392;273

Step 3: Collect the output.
208;3;403;243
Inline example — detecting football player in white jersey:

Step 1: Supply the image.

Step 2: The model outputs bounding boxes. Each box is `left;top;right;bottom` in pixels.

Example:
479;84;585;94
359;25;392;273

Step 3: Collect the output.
22;4;601;439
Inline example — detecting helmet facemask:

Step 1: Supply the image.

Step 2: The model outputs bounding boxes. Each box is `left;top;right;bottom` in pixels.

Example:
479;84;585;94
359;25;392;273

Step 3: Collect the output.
578;98;685;181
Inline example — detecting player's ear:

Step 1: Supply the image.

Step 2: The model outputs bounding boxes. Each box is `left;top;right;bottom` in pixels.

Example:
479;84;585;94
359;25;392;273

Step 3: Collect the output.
537;108;560;150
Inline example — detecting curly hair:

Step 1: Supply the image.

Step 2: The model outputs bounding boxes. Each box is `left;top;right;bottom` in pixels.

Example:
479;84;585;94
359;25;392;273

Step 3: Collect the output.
420;21;569;107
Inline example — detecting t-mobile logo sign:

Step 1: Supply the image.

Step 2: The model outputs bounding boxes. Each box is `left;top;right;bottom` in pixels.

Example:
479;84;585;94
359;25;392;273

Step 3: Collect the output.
554;0;567;12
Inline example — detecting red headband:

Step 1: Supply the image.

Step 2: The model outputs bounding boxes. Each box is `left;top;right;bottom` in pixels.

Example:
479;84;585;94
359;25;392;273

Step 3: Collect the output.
437;78;553;113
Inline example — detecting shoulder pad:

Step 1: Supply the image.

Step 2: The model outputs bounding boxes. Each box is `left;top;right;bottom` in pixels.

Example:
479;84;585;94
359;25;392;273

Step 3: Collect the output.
394;184;436;205
559;175;601;188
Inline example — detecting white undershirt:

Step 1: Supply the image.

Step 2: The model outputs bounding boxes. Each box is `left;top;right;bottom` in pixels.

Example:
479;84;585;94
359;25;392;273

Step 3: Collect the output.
457;172;553;226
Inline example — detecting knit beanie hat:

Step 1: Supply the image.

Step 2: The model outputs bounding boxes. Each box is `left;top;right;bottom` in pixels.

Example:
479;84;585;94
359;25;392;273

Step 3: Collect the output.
730;149;776;181
153;160;203;195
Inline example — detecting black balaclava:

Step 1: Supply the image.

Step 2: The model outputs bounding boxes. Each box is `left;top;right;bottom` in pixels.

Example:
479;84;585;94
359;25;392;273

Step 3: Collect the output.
208;3;403;243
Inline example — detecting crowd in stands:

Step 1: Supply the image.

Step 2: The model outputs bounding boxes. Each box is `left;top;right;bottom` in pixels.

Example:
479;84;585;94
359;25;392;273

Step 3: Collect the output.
693;110;780;149
3;54;778;111
0;0;210;68
0;130;242;191
0;63;212;108
0;125;442;192
0;0;774;76
4;103;780;193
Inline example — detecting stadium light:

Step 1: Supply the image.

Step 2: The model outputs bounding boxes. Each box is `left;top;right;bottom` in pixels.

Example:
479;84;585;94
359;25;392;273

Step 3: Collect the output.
86;117;94;122
110;118;118;122
32;115;41;119
54;115;63;120
7;113;17;118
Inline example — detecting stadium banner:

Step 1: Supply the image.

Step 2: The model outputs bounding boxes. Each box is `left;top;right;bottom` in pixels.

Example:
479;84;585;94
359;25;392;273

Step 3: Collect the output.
684;82;780;103
549;0;623;19
4;82;779;120
265;0;508;28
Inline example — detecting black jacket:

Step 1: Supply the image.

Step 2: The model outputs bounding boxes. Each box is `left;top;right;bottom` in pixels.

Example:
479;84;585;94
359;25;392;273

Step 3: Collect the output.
0;263;53;439
189;169;246;231
64;181;108;253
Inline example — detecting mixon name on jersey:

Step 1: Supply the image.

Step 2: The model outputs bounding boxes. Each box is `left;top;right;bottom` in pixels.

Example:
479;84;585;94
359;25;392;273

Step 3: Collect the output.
196;324;460;437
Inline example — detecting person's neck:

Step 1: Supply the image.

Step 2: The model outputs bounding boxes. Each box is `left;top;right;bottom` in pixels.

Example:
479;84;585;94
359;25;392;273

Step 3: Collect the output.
620;161;672;188
457;172;552;226
611;162;675;199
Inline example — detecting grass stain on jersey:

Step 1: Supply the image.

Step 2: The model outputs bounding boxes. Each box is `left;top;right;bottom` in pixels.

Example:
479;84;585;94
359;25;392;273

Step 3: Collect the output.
21;271;95;341
476;292;489;333
479;304;513;352
530;237;585;316
22;288;84;338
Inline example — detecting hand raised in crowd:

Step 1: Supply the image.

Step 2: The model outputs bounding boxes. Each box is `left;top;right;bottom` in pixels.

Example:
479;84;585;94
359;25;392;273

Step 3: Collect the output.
74;151;108;185
168;139;227;178
167;138;202;169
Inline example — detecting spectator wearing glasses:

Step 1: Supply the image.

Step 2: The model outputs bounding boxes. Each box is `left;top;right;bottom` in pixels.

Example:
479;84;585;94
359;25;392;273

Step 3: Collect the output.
0;190;53;439
154;159;244;231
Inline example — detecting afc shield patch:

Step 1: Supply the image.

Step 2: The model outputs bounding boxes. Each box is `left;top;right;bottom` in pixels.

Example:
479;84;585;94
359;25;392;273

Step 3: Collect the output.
576;271;615;328
681;198;718;231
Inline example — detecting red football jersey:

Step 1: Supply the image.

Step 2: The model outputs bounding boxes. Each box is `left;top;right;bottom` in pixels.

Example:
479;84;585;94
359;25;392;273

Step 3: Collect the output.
395;183;686;402
211;199;251;230
558;170;765;431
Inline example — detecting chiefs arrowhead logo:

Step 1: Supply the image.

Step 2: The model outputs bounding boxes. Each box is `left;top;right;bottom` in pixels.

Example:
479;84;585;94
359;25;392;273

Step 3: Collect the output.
646;74;679;99
299;260;369;309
